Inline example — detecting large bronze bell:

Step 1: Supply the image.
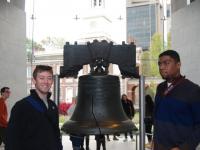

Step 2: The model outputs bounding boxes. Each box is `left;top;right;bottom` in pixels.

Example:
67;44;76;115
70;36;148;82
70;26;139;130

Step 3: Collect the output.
61;74;136;135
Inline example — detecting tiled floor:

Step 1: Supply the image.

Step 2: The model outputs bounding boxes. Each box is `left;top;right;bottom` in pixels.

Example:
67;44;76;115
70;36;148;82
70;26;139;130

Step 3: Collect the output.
0;135;138;150
62;135;139;150
62;135;200;150
1;135;200;150
0;135;148;150
0;135;144;150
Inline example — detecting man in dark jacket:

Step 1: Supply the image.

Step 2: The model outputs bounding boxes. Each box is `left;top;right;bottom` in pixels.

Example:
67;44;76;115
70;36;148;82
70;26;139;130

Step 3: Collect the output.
144;94;154;148
153;50;200;150
95;134;106;150
121;94;135;142
5;65;63;150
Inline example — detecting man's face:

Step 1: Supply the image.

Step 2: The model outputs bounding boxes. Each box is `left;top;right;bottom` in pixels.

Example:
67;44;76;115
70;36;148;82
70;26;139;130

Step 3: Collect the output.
2;89;10;99
33;71;53;95
158;55;181;81
122;95;127;100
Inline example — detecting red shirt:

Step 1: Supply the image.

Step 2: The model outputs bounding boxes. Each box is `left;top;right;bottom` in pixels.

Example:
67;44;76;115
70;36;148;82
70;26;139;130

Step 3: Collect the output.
0;97;8;127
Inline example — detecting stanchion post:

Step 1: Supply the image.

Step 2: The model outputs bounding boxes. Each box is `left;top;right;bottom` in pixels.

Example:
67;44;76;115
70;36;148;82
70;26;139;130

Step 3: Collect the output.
139;75;145;150
53;74;60;106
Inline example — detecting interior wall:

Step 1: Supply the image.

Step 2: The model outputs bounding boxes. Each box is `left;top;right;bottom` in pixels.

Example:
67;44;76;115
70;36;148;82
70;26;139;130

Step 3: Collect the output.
0;0;26;113
171;0;187;13
171;0;200;84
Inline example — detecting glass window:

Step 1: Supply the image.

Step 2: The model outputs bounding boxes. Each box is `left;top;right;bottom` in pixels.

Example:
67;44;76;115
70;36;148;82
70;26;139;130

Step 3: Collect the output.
92;0;104;8
112;64;120;75
65;88;73;103
167;9;170;18
27;66;32;78
127;4;156;49
187;0;195;5
94;0;97;6
56;65;60;74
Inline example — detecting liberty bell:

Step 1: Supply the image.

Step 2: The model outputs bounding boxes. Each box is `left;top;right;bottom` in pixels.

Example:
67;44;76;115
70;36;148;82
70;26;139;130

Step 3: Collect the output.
60;40;138;135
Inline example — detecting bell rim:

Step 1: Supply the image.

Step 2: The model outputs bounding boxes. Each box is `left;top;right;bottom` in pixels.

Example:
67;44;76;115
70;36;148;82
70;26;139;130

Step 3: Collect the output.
61;120;138;135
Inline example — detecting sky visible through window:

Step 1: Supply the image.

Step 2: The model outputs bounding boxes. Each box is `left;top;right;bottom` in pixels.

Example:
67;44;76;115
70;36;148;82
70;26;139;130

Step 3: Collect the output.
25;0;126;44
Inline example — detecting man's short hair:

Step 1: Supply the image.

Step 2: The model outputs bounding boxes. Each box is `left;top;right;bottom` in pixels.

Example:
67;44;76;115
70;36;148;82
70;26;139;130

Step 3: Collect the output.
121;94;127;99
33;65;53;79
1;87;9;95
159;50;180;62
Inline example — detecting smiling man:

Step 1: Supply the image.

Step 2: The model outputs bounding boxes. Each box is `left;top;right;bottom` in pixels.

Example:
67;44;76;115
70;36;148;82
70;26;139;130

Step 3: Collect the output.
153;50;200;150
6;65;63;150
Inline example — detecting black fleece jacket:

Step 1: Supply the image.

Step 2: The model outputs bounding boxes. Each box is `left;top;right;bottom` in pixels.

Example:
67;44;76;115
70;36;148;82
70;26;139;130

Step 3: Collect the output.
5;90;62;150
